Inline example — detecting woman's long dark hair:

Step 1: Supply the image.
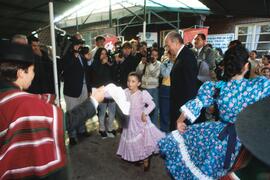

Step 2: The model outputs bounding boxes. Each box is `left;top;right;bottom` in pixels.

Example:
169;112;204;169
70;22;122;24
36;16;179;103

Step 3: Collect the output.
94;47;108;61
213;45;249;120
222;45;249;81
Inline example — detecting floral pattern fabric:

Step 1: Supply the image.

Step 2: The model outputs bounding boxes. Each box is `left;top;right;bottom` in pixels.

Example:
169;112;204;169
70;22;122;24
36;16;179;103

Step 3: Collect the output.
158;76;270;180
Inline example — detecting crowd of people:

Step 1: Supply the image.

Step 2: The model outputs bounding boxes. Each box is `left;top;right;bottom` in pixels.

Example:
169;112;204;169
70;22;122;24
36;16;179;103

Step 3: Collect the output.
0;30;270;180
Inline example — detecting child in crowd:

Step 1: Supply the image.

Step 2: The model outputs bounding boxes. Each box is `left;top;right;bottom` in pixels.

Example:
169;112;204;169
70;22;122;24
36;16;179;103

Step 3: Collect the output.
261;67;270;79
262;54;270;68
117;72;165;171
254;55;270;77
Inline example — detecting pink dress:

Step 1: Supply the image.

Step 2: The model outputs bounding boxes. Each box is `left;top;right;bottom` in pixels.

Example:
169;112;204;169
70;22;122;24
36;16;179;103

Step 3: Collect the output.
117;89;165;162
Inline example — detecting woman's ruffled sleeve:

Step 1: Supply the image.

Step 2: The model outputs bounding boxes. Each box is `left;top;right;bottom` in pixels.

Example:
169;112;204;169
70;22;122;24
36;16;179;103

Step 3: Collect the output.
180;81;216;123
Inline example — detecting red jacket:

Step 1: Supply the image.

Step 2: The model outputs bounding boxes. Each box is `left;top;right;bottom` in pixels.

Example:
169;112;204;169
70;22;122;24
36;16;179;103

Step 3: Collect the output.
0;83;66;180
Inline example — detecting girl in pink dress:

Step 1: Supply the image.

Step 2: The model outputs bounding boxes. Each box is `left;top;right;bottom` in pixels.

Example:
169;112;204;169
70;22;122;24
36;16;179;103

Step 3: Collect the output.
117;72;165;171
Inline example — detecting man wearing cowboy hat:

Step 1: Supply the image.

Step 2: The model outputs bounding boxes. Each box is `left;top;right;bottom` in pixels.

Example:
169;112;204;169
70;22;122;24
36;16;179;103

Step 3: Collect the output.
0;41;104;180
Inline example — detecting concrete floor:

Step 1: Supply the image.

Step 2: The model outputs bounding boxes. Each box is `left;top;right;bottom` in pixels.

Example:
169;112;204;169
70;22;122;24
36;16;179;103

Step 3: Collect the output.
68;117;171;180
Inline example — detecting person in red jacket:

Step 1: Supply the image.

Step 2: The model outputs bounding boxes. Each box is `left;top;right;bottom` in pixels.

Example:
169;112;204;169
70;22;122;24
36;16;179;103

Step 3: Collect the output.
0;41;104;180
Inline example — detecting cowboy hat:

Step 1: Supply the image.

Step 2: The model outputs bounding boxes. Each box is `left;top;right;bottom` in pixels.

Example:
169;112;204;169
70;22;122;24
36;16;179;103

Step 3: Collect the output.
236;96;270;166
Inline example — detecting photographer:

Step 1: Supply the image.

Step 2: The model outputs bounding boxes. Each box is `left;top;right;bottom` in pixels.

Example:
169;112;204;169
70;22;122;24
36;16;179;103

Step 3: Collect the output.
62;33;92;145
112;41;139;88
136;48;161;127
136;41;148;60
122;41;140;72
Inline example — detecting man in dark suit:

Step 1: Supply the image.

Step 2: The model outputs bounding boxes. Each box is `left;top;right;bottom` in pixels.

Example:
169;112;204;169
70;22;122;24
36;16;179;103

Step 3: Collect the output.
27;36;55;94
164;31;198;131
63;34;91;145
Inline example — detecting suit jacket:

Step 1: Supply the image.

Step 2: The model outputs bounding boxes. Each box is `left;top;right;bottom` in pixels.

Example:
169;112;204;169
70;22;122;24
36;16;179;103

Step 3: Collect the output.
170;46;198;130
63;50;90;97
195;46;216;72
112;54;138;89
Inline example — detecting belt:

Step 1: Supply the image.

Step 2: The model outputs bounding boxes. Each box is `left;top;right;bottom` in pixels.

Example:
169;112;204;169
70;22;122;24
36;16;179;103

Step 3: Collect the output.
218;120;237;169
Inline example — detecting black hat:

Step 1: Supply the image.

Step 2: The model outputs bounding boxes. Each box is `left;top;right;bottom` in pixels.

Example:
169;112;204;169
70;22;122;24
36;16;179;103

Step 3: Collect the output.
0;41;34;63
236;96;270;166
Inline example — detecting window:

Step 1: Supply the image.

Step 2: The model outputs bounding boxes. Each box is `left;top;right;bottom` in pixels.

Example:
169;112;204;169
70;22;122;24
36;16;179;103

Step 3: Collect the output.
235;22;270;57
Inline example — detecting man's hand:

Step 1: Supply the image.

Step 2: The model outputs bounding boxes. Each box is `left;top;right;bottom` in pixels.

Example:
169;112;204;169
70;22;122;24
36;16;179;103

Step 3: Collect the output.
141;57;148;64
91;86;105;103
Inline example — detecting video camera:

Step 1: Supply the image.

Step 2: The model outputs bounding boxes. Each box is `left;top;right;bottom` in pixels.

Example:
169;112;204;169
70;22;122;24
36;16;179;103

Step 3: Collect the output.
114;44;123;58
56;33;85;58
107;43;123;60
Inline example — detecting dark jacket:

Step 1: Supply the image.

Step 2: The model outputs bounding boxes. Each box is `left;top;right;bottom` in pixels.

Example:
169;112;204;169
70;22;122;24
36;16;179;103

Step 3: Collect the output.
90;59;114;88
27;52;55;94
63;50;90;97
112;54;138;89
170;46;198;130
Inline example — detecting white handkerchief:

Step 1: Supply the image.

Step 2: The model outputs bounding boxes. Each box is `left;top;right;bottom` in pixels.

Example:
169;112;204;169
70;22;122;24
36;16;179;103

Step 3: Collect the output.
104;83;130;115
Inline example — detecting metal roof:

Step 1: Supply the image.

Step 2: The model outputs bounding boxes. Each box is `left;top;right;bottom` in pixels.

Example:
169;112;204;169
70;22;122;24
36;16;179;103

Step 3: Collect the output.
0;0;84;38
54;0;209;23
0;0;269;39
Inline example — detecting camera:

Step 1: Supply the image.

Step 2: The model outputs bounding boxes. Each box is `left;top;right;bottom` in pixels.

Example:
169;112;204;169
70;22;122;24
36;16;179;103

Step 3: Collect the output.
56;33;85;58
107;44;123;61
114;44;123;58
78;46;90;56
141;47;152;63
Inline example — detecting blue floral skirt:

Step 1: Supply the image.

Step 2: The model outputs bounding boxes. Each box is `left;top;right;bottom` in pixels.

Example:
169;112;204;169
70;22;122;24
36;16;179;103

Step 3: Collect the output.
158;122;242;180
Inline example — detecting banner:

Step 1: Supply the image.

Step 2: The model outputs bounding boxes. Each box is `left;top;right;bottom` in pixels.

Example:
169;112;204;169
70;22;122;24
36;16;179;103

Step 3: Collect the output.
182;28;208;44
207;33;235;53
104;35;118;51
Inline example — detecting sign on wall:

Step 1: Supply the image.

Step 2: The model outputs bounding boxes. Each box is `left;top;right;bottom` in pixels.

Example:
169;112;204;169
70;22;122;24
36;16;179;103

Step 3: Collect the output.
207;33;235;53
138;32;158;47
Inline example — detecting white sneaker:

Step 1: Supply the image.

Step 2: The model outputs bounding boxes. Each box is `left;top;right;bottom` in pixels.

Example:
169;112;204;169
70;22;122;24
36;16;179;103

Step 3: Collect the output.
107;132;115;138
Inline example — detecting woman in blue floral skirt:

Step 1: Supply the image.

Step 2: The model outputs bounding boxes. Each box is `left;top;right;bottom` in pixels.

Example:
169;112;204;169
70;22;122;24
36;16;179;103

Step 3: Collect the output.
158;45;270;179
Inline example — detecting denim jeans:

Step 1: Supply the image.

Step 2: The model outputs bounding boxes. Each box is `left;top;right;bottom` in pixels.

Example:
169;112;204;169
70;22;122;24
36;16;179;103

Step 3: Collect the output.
159;85;170;132
146;88;159;127
98;101;116;131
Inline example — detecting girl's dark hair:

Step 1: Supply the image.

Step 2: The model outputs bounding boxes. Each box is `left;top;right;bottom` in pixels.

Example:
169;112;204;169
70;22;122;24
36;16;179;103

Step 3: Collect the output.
94;47;108;61
0;61;33;82
228;40;242;48
128;72;142;83
222;45;249;81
